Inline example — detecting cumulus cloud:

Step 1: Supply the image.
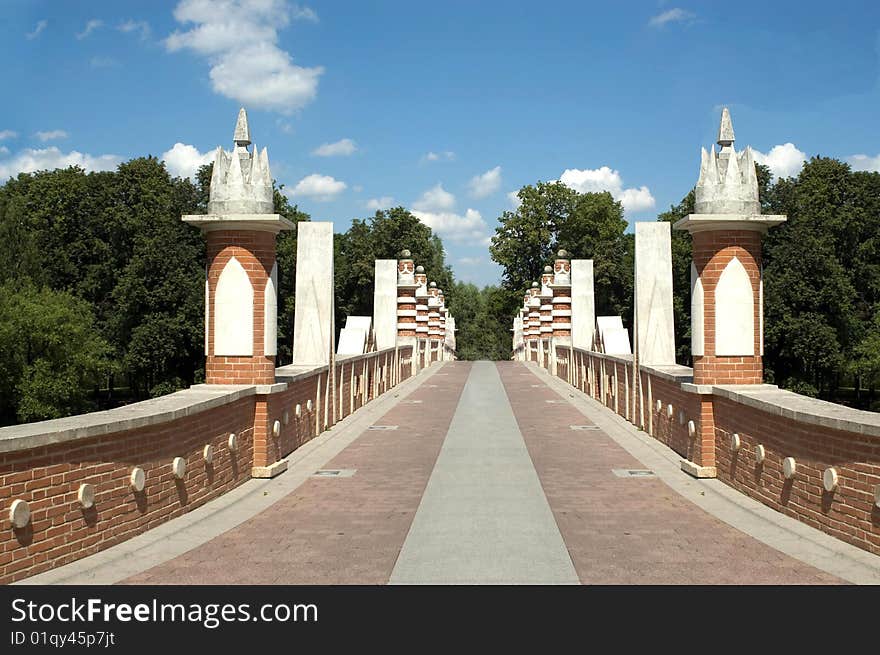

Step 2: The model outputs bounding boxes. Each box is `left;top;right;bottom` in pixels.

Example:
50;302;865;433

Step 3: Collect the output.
165;0;323;114
312;138;357;157
35;130;68;142
468;165;502;199
413;183;456;212
847;153;880;173
753;143;807;179
161;142;215;179
117;19;151;40
457;256;483;266
558;166;656;213
26;20;48;40
76;19;103;40
421;151;455;163
412;208;489;243
507;190;522;209
0;130;17;141
291;4;319;21
0;147;120;180
366;196;395;210
289;173;346;201
648;8;695;28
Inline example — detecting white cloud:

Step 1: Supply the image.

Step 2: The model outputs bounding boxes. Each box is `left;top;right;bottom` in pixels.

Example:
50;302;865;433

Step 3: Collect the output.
468;165;502;199
847;153;880;173
117;19;151;40
161;142;215;179
0;147;8;156
507;190;522;209
413;183;456;212
291;5;319;22
412;208;489;243
312;138;357;157
457;256;483;266
421;150;455;163
0;130;17;141
753;143;807;179
76;19;104;40
35;130;68;142
26;20;48;40
0;147;120;180
289;173;346;201
166;0;323;114
366;196;395;210
648;8;695;28
558;166;656;213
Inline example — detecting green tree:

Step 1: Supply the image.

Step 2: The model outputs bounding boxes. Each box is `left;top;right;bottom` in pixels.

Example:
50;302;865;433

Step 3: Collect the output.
0;284;113;424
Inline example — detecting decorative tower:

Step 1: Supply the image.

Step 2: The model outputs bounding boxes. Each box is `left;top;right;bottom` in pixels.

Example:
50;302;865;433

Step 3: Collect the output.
396;249;418;347
414;265;429;367
528;282;541;361
183;108;294;385
427;282;442;361
438;289;448;361
550;251;572;342
539;266;554;365
674;108;786;385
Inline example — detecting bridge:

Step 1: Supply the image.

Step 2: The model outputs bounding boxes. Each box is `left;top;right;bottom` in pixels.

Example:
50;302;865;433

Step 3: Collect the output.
2;108;879;585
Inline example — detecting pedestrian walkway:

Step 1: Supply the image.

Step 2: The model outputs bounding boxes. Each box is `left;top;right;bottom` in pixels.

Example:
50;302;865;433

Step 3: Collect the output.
22;361;880;585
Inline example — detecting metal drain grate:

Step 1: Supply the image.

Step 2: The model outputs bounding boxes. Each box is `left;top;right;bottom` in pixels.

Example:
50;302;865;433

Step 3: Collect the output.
368;425;399;431
570;425;601;431
313;469;357;478
612;469;656;478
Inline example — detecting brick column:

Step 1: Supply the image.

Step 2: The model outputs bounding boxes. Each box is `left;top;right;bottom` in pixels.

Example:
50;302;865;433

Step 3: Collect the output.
428;283;442;361
551;252;572;341
414;266;429;367
396;251;418;341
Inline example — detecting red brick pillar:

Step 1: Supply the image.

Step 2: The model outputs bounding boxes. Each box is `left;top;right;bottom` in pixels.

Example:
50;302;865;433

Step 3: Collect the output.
397;253;418;341
415;266;429;366
204;230;277;385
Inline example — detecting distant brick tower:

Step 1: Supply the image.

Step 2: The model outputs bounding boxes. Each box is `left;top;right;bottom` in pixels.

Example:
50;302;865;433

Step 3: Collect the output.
675;108;786;385
183;108;294;385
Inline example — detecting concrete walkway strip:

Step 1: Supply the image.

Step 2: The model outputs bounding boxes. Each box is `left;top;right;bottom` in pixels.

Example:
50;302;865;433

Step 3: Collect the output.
17;364;447;586
390;361;579;584
527;363;880;585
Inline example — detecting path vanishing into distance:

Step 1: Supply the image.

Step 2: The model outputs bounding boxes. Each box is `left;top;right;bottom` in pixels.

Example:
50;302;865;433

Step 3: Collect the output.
26;361;880;586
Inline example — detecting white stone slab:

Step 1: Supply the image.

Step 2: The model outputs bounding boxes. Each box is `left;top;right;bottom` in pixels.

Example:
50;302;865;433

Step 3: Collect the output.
264;261;278;356
603;326;632;355
691;262;705;357
336;328;367;356
292;222;334;366
214;256;253;356
715;256;754;356
634;222;675;365
373;260;397;351
571;259;595;351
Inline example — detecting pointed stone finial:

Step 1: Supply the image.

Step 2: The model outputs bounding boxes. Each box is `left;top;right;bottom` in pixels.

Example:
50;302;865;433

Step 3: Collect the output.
717;107;735;146
234;107;251;146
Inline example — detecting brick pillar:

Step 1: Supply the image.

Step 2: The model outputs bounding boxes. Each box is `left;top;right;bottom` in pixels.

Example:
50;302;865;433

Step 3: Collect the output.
427;283;441;361
551;253;572;341
415;266;429;367
203;230;279;385
438;290;447;361
527;283;541;361
396;252;418;341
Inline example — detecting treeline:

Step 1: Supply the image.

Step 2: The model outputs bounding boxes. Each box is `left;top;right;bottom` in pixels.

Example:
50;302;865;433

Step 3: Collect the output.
490;158;880;410
0;160;454;425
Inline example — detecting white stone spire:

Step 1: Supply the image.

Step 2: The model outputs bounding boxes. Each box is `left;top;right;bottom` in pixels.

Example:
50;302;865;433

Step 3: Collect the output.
694;107;760;215
233;107;251;146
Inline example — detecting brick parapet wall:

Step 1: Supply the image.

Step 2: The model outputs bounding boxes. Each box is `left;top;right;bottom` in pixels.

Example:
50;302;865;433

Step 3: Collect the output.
548;346;880;556
0;347;412;584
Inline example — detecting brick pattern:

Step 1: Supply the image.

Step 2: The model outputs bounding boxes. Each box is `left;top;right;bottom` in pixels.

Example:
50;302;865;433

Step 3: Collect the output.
692;229;763;385
0;397;256;584
545;346;880;557
205;230;276;385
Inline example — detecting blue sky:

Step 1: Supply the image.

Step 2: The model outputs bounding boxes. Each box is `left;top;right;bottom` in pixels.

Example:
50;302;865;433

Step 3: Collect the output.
2;0;879;286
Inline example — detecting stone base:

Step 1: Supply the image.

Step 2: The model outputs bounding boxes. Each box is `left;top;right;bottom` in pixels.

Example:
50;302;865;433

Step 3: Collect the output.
252;460;288;479
680;459;717;478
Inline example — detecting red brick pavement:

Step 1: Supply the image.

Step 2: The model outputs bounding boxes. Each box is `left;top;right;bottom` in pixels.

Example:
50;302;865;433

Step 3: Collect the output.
123;363;471;584
497;361;841;585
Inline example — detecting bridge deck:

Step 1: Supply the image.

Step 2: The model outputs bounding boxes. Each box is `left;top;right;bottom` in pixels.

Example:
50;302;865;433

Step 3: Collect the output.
27;361;877;585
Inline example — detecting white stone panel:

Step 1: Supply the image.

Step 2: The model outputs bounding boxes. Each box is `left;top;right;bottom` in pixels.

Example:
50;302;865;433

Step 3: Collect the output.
264;261;278;356
204;275;210;354
373;260;397;351
634;222;675;365
691;262;704;357
715;256;755;356
214;256;253;356
292;222;334;366
603;327;632;355
337;327;367;355
571;259;595;351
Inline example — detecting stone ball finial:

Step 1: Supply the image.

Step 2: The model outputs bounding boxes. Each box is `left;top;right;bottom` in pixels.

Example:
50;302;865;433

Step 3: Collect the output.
531;281;539;288
416;265;425;273
430;281;437;288
557;249;569;258
543;265;552;273
400;249;412;258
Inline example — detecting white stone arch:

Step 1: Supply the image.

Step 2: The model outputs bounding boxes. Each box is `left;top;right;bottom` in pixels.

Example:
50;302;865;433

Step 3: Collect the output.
214;256;253;356
264;261;278;356
715;256;754;356
691;261;704;357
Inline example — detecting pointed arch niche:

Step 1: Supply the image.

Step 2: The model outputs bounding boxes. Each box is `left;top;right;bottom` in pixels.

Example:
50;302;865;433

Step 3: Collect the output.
214;256;253;356
714;256;754;356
